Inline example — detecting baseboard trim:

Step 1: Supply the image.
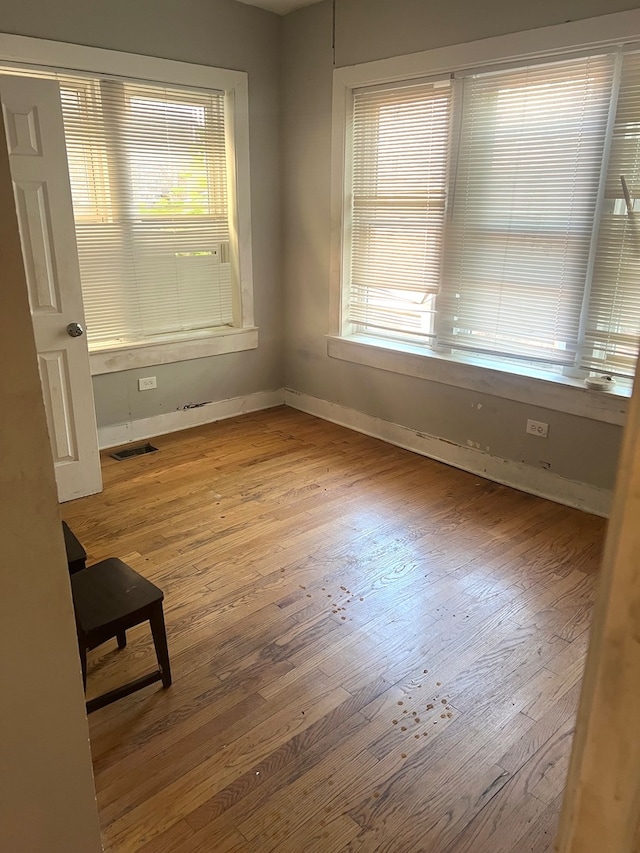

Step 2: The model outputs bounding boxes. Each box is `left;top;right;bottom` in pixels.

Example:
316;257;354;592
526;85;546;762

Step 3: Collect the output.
98;386;612;516
98;389;285;450
284;389;611;517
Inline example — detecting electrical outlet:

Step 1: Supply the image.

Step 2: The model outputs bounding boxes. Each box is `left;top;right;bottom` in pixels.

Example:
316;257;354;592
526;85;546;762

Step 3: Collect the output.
526;419;548;438
138;376;157;391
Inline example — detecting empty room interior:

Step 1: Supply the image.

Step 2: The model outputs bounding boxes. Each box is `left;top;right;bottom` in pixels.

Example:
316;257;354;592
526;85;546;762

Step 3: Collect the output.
2;1;640;852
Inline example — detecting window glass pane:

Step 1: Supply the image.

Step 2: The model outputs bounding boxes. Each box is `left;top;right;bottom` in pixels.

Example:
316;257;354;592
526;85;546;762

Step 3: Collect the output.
349;80;451;343
582;52;640;378
60;76;233;348
439;54;616;365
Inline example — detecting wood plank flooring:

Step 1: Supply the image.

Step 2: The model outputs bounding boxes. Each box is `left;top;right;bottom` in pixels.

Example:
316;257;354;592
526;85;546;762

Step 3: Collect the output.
61;407;606;853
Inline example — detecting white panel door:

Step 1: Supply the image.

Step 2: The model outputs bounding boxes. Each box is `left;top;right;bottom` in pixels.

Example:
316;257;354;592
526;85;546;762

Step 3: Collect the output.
0;75;102;502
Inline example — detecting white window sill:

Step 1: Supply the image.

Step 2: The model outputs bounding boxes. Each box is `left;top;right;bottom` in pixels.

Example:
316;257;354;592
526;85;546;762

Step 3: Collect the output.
90;326;258;375
327;334;630;427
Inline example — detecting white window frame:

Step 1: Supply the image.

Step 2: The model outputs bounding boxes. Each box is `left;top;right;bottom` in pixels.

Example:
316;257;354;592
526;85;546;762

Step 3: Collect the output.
329;10;640;426
0;33;257;375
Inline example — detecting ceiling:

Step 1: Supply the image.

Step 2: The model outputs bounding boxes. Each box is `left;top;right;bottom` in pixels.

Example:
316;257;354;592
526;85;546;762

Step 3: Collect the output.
235;0;323;14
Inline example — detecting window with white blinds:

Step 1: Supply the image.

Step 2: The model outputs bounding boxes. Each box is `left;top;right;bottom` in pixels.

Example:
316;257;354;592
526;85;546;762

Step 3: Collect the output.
59;75;233;349
350;80;450;341
343;48;640;381
440;55;614;366
582;52;640;377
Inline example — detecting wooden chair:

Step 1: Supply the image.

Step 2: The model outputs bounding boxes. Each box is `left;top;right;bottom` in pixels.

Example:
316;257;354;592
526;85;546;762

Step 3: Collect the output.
71;557;172;714
62;520;87;573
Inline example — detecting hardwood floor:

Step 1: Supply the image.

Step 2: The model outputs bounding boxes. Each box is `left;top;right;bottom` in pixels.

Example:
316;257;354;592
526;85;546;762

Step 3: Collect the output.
61;407;605;853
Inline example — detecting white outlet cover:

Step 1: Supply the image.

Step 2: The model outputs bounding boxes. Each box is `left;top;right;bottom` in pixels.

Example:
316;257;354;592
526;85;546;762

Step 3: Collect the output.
526;419;549;438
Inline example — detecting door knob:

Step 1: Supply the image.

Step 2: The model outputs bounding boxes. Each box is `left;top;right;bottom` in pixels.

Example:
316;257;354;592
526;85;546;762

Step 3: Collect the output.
66;322;84;338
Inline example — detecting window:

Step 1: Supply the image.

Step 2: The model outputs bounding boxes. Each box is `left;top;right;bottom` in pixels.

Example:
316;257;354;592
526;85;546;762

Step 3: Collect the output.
349;79;451;343
60;76;234;350
0;36;255;372
583;52;640;377
340;46;640;382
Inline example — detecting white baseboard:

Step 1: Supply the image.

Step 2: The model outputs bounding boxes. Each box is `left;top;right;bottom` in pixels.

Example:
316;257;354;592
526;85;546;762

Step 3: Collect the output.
284;389;612;518
98;389;285;449
98;386;612;516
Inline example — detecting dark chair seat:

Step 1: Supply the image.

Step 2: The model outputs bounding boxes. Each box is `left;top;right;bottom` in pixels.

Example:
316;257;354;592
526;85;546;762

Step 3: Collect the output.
71;557;171;714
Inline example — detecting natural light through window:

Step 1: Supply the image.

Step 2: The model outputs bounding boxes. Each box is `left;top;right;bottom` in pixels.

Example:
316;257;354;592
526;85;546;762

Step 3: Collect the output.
350;80;450;343
342;48;640;382
60;78;233;349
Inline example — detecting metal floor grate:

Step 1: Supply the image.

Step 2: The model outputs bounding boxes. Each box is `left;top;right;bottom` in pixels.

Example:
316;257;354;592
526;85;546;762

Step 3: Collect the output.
110;442;159;461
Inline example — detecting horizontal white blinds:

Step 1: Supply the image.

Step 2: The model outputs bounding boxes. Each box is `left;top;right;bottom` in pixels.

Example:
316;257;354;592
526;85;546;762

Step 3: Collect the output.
58;75;232;348
582;52;640;377
349;80;451;341
439;54;616;365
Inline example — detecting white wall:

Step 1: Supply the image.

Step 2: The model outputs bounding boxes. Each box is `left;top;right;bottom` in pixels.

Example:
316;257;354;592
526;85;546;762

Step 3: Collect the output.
0;118;102;852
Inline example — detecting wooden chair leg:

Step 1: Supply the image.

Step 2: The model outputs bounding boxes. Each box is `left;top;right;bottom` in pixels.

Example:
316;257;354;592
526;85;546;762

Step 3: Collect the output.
117;630;127;649
149;603;172;688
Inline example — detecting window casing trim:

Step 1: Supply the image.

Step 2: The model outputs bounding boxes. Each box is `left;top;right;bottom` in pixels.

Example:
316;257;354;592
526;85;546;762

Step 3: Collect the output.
0;33;256;372
90;326;258;375
330;9;640;395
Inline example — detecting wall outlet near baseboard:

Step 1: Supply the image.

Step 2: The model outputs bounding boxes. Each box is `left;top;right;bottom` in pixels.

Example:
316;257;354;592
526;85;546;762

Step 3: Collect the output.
526;419;549;438
138;376;157;391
